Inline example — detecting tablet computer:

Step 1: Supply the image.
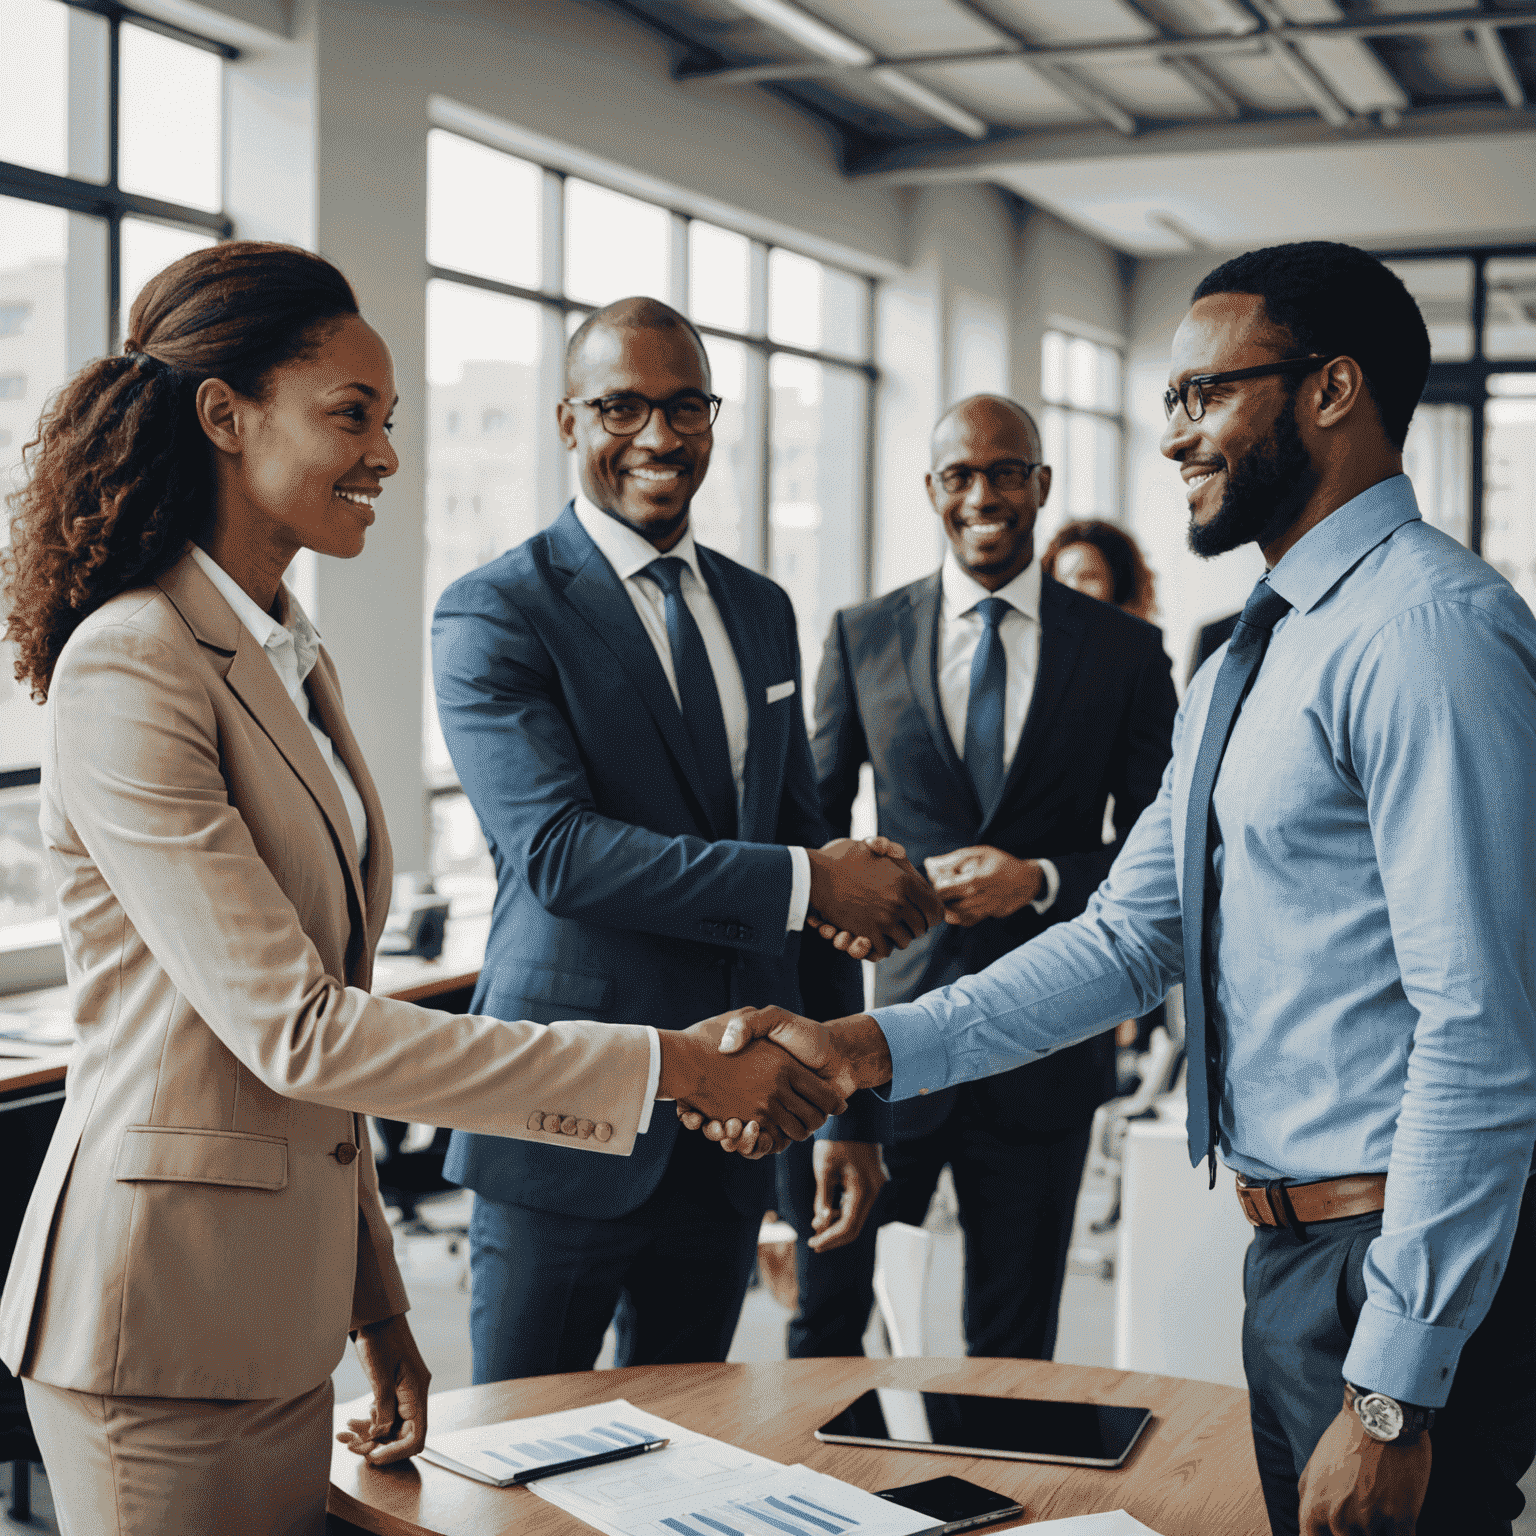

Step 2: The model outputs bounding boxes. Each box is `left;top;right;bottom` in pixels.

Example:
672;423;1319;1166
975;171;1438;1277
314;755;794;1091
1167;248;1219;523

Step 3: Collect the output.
814;1389;1152;1469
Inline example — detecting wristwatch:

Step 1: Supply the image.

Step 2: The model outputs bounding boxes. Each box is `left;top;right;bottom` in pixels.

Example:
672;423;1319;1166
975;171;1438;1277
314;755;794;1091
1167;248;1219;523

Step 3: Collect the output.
1344;1382;1435;1447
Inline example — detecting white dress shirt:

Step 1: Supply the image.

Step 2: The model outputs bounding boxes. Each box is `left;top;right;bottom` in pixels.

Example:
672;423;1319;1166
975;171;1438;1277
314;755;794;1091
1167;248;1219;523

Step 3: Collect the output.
189;545;369;868
574;496;812;930
936;551;1058;913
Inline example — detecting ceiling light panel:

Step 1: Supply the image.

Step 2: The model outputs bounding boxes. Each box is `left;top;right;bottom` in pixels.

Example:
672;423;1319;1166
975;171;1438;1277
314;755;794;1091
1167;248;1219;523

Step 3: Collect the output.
981;0;1159;45
800;0;1004;54
1269;0;1409;112
725;0;874;65
1197;48;1318;112
910;61;1099;126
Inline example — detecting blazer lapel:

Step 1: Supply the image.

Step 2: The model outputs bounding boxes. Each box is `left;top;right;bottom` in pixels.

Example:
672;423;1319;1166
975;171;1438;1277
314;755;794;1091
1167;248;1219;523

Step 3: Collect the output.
898;575;982;823
978;574;1087;838
547;506;716;836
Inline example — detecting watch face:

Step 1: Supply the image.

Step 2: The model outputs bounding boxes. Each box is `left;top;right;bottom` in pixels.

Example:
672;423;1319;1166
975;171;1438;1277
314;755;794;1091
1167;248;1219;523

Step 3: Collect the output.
1356;1393;1405;1441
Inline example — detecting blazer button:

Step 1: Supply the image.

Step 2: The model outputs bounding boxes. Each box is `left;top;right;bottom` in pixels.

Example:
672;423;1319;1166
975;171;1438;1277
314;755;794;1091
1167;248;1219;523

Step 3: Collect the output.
594;1123;613;1142
528;1112;546;1131
560;1116;578;1135
543;1114;563;1133
577;1120;595;1139
333;1143;357;1164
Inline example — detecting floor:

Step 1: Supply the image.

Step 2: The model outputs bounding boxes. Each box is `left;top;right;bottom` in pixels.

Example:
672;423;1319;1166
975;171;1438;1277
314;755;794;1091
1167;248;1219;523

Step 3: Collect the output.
5;1160;1534;1534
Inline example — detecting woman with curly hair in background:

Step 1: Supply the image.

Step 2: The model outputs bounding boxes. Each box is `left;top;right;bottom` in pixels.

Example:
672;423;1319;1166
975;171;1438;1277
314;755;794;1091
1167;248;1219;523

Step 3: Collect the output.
1040;517;1159;625
0;241;838;1536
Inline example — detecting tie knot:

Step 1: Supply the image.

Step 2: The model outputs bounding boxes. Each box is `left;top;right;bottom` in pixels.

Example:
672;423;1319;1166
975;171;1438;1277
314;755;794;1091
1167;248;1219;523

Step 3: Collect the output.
645;556;688;598
1238;580;1291;637
974;597;1010;630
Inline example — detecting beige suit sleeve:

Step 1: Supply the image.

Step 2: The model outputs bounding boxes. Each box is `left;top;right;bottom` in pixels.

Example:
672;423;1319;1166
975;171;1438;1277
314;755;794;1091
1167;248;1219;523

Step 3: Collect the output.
50;622;653;1152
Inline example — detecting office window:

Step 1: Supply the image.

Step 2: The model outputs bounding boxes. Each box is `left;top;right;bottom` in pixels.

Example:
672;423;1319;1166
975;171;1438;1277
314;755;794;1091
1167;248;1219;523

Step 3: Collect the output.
423;128;876;875
1;1;230;972
1039;329;1123;540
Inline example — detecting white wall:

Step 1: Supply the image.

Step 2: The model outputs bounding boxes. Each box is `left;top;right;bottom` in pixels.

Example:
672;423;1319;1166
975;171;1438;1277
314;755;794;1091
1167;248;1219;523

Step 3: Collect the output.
1125;254;1265;690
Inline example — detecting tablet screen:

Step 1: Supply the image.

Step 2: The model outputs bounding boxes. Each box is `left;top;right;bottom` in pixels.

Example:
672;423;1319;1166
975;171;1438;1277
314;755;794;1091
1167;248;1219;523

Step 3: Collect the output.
815;1390;1152;1468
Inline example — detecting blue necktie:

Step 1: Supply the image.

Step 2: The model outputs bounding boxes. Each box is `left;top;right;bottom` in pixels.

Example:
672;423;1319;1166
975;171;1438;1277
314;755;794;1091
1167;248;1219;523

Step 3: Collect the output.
963;598;1011;814
1181;576;1293;1186
644;557;738;841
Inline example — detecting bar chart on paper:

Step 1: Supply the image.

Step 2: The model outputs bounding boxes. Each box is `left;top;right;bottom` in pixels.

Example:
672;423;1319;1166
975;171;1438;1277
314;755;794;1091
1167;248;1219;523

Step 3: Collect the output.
421;1402;668;1486
528;1402;942;1536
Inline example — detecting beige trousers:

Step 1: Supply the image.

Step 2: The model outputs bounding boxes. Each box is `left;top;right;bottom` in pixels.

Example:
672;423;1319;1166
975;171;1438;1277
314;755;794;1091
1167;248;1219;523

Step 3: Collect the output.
23;1375;333;1536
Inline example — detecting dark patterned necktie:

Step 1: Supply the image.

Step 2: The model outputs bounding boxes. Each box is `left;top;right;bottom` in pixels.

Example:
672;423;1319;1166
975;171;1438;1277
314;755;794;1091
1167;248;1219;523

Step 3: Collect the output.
963;597;1010;813
1181;576;1293;1186
643;557;737;840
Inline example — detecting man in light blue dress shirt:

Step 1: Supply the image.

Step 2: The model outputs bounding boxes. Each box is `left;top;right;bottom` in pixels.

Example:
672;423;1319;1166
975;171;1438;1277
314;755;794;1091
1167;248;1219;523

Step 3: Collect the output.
698;244;1536;1536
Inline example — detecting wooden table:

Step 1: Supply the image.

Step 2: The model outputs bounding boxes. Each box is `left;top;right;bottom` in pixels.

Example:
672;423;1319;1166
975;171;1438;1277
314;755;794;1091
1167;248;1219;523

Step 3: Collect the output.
328;1358;1267;1536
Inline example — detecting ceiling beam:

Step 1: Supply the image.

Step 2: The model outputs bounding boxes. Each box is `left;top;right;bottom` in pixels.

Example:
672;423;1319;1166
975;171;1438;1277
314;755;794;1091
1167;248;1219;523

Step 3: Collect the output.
1475;22;1528;109
676;6;1536;87
843;101;1536;180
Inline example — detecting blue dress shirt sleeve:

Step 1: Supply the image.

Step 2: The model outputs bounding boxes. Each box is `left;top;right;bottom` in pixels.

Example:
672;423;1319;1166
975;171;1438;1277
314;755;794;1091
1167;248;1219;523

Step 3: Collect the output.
1339;597;1536;1406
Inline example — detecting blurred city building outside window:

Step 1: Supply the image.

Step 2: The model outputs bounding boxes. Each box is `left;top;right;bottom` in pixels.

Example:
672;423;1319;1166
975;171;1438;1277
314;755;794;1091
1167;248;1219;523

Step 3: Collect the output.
2;3;230;976
1040;328;1123;545
423;128;875;877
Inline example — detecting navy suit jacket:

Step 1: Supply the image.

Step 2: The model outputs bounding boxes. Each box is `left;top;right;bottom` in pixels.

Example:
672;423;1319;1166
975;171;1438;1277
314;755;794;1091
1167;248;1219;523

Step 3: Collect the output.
817;570;1177;1143
433;505;861;1219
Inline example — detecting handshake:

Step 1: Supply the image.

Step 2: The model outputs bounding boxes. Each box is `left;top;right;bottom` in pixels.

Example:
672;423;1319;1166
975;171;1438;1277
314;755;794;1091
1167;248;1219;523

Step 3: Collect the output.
656;1003;892;1158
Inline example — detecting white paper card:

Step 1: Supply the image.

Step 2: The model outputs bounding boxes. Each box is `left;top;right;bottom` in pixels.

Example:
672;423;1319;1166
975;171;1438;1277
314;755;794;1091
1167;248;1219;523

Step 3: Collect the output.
767;680;796;703
1004;1513;1164;1535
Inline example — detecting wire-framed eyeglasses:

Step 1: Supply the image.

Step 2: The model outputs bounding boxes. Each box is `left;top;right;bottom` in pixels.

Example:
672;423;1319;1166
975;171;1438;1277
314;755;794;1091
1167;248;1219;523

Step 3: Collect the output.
563;390;722;437
934;459;1043;496
1163;356;1329;423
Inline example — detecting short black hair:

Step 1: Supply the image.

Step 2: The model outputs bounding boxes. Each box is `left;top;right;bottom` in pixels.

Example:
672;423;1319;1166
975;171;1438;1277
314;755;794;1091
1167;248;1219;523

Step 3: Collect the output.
565;296;709;395
1191;241;1430;449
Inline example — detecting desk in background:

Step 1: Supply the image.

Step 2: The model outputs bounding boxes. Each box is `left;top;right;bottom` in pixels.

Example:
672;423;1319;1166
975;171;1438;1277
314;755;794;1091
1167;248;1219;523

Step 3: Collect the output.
329;1358;1267;1536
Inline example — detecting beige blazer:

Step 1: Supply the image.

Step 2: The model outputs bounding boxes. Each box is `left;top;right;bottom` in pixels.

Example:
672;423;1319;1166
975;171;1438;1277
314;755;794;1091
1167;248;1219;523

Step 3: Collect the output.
0;551;652;1401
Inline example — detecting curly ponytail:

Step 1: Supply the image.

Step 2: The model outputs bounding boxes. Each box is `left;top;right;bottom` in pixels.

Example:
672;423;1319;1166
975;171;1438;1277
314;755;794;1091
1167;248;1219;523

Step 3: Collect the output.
2;241;358;699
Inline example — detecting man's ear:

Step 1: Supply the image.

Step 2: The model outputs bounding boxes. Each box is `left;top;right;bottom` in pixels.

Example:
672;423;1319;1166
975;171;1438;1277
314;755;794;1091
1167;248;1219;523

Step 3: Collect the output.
924;470;942;516
1035;464;1052;507
1312;355;1368;430
195;378;243;457
555;400;578;450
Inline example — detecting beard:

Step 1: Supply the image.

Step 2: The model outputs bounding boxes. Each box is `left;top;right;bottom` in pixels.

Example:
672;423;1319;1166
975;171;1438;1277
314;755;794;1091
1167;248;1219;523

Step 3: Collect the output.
1188;393;1316;558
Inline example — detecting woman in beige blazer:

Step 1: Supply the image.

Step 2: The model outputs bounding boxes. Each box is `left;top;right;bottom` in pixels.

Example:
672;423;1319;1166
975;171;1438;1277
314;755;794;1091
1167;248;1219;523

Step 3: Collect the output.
0;242;840;1536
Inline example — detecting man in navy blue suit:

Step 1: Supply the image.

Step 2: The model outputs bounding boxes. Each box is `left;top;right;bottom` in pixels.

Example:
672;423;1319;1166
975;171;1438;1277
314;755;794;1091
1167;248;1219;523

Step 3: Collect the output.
776;396;1177;1361
431;296;942;1382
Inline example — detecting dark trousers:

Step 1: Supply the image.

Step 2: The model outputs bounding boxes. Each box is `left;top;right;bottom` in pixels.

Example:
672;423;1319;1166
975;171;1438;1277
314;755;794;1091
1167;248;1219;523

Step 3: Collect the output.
777;1099;1092;1360
466;1130;762;1382
1242;1174;1536;1536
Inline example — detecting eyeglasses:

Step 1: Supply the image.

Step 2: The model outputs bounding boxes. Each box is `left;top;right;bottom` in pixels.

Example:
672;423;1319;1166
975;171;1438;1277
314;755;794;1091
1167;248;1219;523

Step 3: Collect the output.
1163;356;1329;423
563;390;722;437
934;460;1043;496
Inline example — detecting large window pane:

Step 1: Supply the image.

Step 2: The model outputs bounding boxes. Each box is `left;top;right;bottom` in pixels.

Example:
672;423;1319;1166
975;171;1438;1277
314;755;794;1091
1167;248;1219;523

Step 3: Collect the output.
0;0;66;176
1384;259;1473;363
120;219;215;332
689;336;751;562
767;249;868;359
564;180;668;308
0;781;53;930
427;130;540;290
1401;403;1471;548
769;355;865;688
424;280;543;778
1485;258;1536;361
688;222;749;334
1484;382;1536;616
118;23;221;213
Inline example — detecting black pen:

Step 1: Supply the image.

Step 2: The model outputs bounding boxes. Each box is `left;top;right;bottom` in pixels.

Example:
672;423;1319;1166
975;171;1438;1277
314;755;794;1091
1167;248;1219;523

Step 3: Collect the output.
513;1436;670;1485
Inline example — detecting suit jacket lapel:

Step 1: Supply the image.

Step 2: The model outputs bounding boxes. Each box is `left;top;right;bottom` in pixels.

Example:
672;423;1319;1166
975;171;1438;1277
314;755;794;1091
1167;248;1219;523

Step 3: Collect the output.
899;575;982;823
548;506;717;836
979;573;1086;838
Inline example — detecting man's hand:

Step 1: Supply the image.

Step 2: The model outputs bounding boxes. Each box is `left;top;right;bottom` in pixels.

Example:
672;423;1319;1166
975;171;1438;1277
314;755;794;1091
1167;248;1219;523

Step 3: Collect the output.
810;837;910;957
336;1313;431;1465
807;838;943;960
660;1010;848;1155
924;845;1043;927
1296;1405;1431;1535
809;1139;886;1252
676;1006;893;1156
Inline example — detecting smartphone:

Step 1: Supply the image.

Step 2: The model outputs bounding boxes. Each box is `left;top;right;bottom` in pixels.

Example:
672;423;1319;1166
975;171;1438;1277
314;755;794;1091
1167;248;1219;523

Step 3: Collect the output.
875;1475;1024;1534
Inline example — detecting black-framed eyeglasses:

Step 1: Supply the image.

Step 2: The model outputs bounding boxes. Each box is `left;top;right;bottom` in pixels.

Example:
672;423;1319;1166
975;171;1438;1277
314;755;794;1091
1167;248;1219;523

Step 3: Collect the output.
1163;356;1329;423
934;459;1043;496
563;390;722;437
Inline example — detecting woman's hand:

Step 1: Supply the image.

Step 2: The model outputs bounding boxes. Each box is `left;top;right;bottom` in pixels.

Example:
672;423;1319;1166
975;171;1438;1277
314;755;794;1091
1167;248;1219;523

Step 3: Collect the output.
336;1313;431;1465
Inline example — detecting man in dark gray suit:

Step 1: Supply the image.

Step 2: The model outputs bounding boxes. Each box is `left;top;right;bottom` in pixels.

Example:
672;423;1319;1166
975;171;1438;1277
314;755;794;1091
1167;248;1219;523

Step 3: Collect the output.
779;395;1177;1359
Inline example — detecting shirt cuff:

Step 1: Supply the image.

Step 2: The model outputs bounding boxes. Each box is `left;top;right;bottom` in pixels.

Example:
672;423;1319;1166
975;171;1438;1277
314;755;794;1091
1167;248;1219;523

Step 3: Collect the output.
1031;858;1060;914
786;845;812;932
638;1025;662;1134
1341;1299;1468;1409
869;999;952;1105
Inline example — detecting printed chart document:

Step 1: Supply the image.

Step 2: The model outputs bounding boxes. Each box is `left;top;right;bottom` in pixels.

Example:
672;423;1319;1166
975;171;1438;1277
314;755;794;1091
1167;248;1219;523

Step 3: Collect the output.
420;1400;666;1487
527;1401;941;1536
1006;1514;1163;1534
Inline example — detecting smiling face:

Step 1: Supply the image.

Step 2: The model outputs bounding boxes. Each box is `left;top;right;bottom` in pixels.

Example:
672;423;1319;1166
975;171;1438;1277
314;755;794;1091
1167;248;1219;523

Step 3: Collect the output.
1161;293;1318;559
557;321;713;550
926;398;1050;591
217;313;399;562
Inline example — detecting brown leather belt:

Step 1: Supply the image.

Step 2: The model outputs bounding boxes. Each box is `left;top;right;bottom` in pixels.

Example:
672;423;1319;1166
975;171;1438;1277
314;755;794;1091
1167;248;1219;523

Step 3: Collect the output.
1236;1173;1387;1229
